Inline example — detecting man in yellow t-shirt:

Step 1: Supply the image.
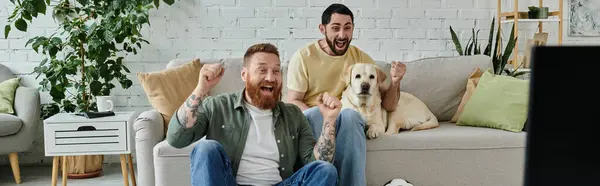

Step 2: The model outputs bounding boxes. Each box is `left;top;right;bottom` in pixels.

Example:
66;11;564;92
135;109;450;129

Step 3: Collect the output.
286;3;406;186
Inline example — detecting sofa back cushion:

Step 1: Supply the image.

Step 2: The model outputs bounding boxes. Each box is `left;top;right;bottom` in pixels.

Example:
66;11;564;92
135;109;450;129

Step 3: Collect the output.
138;59;202;132
399;55;493;121
166;55;492;122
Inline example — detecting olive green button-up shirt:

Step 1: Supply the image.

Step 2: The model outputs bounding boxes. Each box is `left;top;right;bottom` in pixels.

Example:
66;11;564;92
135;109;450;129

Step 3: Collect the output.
166;89;317;180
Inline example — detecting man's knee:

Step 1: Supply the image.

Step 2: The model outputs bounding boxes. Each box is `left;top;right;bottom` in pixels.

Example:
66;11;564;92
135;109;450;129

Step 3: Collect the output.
339;109;365;128
309;160;338;179
191;139;223;157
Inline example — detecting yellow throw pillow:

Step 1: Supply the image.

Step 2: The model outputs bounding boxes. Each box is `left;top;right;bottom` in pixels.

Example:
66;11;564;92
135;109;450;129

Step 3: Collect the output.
137;59;202;134
451;67;484;123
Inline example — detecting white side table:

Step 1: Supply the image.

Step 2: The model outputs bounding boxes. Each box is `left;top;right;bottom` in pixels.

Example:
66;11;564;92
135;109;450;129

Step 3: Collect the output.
44;111;137;186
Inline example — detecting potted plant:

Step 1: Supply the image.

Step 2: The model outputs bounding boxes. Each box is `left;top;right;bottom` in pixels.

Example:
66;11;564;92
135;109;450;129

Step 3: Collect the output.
449;18;524;77
528;6;539;19
4;0;179;179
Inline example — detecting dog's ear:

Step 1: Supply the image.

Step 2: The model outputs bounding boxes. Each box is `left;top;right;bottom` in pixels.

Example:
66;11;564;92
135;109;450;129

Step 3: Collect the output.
341;64;355;85
375;65;387;85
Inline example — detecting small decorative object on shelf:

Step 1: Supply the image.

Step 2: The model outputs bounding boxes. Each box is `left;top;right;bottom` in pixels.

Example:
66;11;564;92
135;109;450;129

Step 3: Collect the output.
528;6;539;19
538;7;549;19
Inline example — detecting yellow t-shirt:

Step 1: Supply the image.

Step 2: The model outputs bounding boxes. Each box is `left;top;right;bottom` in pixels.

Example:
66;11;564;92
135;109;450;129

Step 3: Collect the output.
286;40;376;107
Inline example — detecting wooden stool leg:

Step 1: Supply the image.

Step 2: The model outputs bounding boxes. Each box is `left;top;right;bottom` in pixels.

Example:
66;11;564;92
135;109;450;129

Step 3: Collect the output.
120;154;129;186
127;154;137;186
62;156;67;186
8;152;21;184
52;157;59;186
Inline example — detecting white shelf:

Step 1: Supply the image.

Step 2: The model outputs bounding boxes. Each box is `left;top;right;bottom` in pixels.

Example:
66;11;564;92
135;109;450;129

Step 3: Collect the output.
501;19;561;23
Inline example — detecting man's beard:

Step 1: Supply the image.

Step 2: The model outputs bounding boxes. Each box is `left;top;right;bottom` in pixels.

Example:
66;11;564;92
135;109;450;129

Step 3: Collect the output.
325;33;351;56
245;80;282;110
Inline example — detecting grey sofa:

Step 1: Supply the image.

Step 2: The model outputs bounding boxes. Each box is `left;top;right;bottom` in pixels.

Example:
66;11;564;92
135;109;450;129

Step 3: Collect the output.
0;63;41;184
134;55;526;186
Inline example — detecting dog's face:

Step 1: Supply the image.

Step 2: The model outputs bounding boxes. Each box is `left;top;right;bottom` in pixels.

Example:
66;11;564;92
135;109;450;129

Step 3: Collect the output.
342;63;386;98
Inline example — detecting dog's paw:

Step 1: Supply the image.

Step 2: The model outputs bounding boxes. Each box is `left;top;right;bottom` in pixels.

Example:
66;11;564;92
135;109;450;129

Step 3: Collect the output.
366;125;385;139
367;128;380;139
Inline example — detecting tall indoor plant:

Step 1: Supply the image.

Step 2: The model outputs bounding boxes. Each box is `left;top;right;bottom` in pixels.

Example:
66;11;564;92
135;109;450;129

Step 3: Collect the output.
449;18;526;77
4;0;177;118
4;0;178;177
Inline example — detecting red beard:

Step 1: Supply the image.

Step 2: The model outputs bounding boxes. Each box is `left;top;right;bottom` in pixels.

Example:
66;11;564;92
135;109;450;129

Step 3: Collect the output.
245;80;282;110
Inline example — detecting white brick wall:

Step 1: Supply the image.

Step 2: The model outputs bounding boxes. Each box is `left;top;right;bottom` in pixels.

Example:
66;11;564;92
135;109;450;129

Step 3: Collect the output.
1;0;598;165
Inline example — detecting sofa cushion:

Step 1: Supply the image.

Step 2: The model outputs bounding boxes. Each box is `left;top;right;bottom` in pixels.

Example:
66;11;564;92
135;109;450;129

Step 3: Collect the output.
0;113;23;136
137;59;203;133
457;69;530;132
399;55;493;121
366;122;525;151
451;67;484;123
0;77;20;114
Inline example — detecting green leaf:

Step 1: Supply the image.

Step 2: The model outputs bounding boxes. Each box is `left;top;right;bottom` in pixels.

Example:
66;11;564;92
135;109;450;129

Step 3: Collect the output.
492;27;501;74
22;12;32;20
49;47;58;57
449;26;463;55
122;65;130;73
502;24;518;71
163;0;175;5
154;0;160;8
15;18;27;31
90;80;102;95
76;0;89;6
4;25;11;39
35;0;47;14
483;18;495;56
512;71;529;77
103;31;113;42
120;79;133;89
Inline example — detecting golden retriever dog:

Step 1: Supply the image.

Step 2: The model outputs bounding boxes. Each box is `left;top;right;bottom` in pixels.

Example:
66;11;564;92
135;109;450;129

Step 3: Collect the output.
341;63;439;139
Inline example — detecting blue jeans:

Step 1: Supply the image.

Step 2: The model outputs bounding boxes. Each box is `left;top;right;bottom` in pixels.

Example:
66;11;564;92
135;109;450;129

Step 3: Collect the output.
303;107;367;186
189;140;338;186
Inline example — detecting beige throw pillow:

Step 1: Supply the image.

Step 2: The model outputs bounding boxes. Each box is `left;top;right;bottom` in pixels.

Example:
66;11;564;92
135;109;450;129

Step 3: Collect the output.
451;67;483;123
137;59;202;134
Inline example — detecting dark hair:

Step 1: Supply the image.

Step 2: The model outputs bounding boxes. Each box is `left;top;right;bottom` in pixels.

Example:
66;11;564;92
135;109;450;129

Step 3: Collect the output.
321;3;354;25
243;43;280;67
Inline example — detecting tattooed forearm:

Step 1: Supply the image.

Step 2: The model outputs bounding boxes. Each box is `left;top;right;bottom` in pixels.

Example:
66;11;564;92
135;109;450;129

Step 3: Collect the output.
314;120;336;162
177;91;208;128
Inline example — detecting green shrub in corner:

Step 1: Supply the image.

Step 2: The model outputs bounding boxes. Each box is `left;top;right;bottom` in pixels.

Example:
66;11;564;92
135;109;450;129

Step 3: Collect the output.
0;77;21;114
457;68;529;132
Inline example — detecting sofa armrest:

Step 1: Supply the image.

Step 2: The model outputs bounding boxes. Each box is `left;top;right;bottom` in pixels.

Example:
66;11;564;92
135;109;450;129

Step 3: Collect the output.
134;109;165;186
10;86;41;151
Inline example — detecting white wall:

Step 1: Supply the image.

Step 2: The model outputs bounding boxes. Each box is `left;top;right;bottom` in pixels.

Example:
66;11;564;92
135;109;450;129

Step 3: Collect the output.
1;0;598;165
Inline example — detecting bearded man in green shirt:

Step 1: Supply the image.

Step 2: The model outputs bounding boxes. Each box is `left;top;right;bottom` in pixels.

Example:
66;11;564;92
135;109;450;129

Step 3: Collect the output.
166;43;343;186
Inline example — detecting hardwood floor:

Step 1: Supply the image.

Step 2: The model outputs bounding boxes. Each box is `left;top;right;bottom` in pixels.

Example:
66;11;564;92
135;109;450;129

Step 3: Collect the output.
0;164;136;186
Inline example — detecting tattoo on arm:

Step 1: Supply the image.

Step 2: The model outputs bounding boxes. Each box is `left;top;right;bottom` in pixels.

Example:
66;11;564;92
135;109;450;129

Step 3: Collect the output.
314;121;336;162
177;92;207;128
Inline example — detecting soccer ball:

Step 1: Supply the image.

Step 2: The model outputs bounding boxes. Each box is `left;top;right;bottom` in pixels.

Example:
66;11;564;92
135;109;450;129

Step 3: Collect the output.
384;178;414;186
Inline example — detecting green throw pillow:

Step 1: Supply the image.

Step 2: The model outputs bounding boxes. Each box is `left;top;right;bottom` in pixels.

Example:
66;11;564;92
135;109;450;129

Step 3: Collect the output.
0;77;21;114
456;68;529;132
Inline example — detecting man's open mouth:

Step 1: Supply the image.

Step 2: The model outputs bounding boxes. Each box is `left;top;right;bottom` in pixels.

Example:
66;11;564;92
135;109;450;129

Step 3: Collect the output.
335;40;347;49
260;85;274;93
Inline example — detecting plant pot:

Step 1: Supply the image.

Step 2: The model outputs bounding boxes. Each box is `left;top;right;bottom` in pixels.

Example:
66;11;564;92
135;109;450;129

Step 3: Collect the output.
528;11;538;19
537;7;549;19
